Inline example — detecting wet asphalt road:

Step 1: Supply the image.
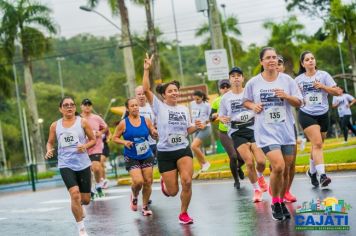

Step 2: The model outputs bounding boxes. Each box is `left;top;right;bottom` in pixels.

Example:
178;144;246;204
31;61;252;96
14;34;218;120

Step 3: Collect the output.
0;172;355;236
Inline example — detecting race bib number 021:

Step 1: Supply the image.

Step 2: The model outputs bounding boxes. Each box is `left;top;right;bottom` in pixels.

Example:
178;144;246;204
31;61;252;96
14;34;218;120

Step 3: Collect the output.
264;107;286;124
168;134;186;145
59;132;79;148
305;93;322;106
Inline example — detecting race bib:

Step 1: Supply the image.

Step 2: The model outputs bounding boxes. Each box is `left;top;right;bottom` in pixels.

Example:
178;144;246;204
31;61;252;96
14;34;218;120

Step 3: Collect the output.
59;132;79;148
191;109;200;119
135;140;150;155
168;133;186;145
264;107;286;123
233;111;254;123
305;93;322;106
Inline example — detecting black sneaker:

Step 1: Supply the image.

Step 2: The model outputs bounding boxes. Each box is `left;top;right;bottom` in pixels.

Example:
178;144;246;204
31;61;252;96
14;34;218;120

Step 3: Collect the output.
280;202;291;219
148;199;152;205
320;174;331;187
271;203;285;221
306;170;319;187
237;168;245;180
234;181;240;189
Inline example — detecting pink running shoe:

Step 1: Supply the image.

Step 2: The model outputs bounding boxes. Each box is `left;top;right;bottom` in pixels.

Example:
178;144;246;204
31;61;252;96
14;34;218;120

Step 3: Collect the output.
160;176;170;197
284;191;297;203
253;189;263;203
257;176;268;192
142;205;153;216
179;212;194;224
130;194;138;211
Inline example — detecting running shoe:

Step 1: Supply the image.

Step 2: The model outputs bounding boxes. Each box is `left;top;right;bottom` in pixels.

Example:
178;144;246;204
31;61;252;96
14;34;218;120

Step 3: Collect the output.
102;179;109;189
306;170;319;187
130;194;138;211
234;181;240;189
271;203;284;221
96;187;105;197
320;174;331;187
283;191;297;203
281;202;291;219
237;168;245;180
252;189;263;203
257;176;268;192
79;228;88;236
179;212;194;224
90;192;95;201
201;161;211;172
160;176;170;197
142;205;153;216
148;199;152;205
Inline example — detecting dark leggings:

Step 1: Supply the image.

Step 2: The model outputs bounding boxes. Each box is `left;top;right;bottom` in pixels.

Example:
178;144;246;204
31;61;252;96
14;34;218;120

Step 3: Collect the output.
341;115;356;141
219;131;244;183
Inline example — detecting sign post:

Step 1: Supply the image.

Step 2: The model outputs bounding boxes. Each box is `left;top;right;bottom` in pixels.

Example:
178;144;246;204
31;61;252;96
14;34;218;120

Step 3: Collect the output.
205;49;229;81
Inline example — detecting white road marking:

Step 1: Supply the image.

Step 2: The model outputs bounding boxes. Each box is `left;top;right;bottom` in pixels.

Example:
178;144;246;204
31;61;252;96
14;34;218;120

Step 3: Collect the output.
0;217;7;220
40;195;125;204
105;187;161;194
0;207;63;213
91;196;125;201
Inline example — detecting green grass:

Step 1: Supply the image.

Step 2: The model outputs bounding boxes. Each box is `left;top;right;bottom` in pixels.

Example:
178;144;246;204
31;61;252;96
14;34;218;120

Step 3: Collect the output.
0;171;56;185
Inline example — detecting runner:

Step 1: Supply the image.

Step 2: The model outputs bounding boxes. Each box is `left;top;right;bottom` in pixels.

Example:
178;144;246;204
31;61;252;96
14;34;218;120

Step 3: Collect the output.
142;54;205;224
332;87;356;143
100;129;111;189
45;96;96;236
276;55;297;203
80;98;108;198
295;51;341;188
243;47;303;221
210;79;245;189
189;90;211;172
113;98;156;216
219;66;268;203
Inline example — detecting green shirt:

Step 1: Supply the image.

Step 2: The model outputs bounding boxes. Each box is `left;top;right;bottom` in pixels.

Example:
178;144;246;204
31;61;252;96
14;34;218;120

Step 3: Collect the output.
211;96;228;132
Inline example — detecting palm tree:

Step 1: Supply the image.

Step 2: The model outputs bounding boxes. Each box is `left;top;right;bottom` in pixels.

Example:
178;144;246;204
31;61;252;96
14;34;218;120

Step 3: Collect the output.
0;46;11;98
263;16;307;75
0;0;57;169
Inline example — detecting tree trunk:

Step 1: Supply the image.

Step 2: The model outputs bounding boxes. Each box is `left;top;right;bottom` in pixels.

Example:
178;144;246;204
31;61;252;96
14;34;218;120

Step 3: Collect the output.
118;0;136;97
144;0;161;87
23;62;45;171
347;38;356;96
209;0;224;49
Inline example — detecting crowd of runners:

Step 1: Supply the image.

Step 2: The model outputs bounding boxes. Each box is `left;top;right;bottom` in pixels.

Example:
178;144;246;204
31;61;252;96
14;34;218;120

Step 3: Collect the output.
45;47;356;235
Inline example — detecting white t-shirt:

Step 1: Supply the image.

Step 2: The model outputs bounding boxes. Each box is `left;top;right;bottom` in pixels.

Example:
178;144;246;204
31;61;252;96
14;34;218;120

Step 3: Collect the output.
295;70;336;116
189;101;211;127
219;90;255;137
332;94;354;117
139;103;157;145
152;95;192;151
243;73;303;147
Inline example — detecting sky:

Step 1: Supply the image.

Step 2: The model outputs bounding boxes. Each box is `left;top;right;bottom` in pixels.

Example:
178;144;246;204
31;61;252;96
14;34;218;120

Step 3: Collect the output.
43;0;325;48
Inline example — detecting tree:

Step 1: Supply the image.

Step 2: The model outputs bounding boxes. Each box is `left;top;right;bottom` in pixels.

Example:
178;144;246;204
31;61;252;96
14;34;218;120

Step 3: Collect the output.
263;16;307;75
0;0;57;170
284;0;331;20
0;46;12;98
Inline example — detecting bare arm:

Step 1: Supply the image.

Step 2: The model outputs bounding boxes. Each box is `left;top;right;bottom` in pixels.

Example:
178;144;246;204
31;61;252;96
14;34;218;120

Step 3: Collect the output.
145;117;158;139
81;119;96;152
314;82;341;96
350;98;356;107
143;54;155;105
45;122;57;159
112;120;134;149
274;89;302;108
243;100;263;113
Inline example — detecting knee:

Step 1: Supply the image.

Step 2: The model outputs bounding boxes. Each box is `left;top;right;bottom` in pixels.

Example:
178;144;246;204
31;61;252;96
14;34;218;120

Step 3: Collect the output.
81;197;90;205
272;164;285;175
132;179;144;188
71;191;81;203
244;160;254;170
312;141;323;150
180;176;192;190
191;143;199;150
144;178;153;186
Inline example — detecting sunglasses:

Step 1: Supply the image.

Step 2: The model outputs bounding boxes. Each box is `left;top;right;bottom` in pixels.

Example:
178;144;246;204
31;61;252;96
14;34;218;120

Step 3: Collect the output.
62;103;76;109
220;85;230;89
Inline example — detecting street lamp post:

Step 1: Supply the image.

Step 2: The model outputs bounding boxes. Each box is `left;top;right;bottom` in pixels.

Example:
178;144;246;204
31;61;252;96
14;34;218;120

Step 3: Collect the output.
336;26;348;92
56;57;65;98
220;3;234;67
104;98;117;121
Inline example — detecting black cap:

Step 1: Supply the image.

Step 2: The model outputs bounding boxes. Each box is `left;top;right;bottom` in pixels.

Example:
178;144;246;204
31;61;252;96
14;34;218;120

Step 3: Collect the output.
218;79;230;88
277;55;284;63
229;67;243;75
81;98;92;105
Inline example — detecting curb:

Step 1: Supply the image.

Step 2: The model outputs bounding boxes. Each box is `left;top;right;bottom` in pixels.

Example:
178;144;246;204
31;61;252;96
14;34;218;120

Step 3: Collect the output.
117;162;356;185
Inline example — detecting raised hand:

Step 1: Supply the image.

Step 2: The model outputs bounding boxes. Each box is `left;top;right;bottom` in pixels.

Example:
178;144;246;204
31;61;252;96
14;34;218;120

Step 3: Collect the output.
144;53;154;70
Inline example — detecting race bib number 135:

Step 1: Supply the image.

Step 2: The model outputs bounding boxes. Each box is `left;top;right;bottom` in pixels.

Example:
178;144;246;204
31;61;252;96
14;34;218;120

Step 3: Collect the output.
264;107;286;124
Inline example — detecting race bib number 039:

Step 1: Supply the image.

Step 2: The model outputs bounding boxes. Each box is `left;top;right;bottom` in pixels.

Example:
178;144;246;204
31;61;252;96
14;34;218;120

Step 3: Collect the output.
168;134;186;145
59;132;79;148
306;93;322;106
264;107;286;124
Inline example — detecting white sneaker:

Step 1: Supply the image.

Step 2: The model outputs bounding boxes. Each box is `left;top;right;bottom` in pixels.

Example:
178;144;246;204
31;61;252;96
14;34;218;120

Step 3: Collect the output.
300;138;306;151
102;179;109;189
343;140;348;144
79;228;88;236
201;162;211;172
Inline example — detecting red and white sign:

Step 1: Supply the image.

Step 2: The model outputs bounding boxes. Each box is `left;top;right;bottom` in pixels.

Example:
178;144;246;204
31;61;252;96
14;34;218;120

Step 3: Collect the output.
205;49;229;81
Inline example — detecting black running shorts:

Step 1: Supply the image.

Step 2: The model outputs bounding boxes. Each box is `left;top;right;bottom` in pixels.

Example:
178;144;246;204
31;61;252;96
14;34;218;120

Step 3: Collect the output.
231;127;255;149
298;110;329;132
89;153;101;162
157;146;193;173
60;166;91;193
124;156;154;172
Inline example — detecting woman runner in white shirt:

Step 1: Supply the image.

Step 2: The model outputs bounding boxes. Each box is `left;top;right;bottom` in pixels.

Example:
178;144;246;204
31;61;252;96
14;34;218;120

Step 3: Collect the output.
243;47;303;221
142;54;205;224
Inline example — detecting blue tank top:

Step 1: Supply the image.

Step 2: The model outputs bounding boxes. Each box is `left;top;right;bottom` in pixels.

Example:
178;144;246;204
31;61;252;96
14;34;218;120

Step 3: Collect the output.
123;116;152;160
56;116;91;171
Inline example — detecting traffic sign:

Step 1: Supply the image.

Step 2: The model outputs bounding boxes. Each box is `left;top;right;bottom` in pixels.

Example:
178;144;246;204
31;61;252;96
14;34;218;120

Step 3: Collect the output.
204;49;229;81
178;84;208;103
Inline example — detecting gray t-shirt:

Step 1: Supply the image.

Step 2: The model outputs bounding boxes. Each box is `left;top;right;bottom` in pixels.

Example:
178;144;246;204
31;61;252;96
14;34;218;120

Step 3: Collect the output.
295;70;336;116
139;103;156;145
332;94;354;117
219;90;255;137
189;101;211;126
243;73;303;147
152;95;192;151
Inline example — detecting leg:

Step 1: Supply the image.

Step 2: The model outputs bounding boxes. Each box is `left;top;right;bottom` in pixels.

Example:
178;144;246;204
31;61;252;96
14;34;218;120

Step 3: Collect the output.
237;143;257;184
304;125;323;166
91;161;102;184
177;156;193;214
161;169;179;197
219;132;239;183
281;154;294;198
141;167;153;206
69;186;84;222
251;144;266;174
191;138;207;167
341;116;348;141
266;150;285;199
100;155;107;179
129;169;144;198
